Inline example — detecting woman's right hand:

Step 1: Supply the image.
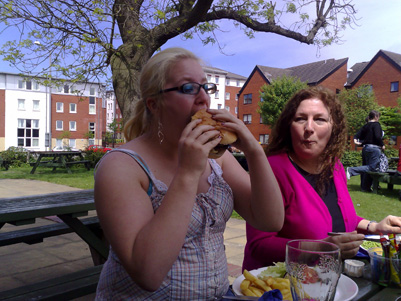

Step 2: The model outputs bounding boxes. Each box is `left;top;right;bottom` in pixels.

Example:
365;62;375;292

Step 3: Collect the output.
323;231;365;260
177;119;221;175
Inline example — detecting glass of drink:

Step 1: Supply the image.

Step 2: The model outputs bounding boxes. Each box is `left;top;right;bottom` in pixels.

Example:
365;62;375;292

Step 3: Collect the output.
286;239;342;301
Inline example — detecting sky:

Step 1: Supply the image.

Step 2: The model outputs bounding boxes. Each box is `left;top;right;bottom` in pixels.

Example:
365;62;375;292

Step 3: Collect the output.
162;0;401;78
0;0;400;80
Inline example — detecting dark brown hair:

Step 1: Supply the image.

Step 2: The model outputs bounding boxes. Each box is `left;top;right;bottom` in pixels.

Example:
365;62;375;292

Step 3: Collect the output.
266;86;347;196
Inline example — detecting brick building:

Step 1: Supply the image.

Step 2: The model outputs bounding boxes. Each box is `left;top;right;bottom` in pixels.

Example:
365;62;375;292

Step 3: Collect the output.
346;50;401;108
238;58;348;143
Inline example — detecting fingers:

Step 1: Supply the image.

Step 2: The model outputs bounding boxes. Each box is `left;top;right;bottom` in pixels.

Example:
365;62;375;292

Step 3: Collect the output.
325;232;364;260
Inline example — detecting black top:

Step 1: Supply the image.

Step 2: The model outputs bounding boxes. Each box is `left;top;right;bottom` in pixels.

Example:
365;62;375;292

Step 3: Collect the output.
290;159;346;232
355;121;383;147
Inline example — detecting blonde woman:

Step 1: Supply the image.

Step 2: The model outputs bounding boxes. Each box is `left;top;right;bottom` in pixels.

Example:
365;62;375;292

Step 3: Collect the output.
94;48;284;299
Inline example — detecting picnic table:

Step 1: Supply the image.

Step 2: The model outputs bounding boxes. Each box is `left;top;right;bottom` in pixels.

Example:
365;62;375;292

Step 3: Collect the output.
0;189;108;300
351;271;401;300
29;151;90;174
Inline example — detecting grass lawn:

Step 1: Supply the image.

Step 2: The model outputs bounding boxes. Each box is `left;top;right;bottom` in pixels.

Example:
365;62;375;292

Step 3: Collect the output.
1;165;400;222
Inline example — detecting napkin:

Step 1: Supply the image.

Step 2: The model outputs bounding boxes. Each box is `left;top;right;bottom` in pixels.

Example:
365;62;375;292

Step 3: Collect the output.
258;289;283;300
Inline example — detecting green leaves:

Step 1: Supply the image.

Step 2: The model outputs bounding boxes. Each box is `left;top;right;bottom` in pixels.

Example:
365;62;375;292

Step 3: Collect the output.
258;75;307;128
338;84;379;135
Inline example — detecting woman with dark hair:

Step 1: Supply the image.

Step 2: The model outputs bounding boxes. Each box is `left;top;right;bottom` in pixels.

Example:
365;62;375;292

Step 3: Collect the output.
242;86;401;271
346;110;384;192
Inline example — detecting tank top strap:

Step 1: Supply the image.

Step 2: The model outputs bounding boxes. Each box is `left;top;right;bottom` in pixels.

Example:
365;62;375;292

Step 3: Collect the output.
208;158;223;177
95;149;154;196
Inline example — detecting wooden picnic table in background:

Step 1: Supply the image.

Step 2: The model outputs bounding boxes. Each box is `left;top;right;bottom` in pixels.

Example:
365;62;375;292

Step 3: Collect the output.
29;151;90;174
0;189;108;300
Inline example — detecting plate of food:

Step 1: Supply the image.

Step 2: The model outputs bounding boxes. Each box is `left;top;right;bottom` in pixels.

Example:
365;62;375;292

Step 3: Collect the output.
233;263;358;301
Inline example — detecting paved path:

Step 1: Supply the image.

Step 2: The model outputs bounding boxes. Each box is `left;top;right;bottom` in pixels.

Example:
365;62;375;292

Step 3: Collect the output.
0;179;246;299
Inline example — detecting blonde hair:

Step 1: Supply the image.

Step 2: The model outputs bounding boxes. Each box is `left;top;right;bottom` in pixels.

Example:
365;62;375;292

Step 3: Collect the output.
124;48;200;141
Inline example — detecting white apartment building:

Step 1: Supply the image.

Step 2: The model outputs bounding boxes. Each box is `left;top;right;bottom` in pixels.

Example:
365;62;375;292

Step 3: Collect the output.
0;72;105;151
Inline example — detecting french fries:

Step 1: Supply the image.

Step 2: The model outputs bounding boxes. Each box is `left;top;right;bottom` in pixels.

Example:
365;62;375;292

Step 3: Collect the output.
240;270;293;300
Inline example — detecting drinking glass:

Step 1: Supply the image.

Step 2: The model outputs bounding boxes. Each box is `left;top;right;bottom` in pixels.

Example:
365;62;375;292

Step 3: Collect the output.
286;239;342;301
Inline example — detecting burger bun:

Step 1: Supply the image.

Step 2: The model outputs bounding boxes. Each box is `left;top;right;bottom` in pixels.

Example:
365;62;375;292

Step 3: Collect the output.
191;109;237;158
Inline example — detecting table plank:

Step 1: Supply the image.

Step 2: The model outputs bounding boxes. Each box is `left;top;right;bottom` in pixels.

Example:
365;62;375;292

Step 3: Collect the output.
366;287;401;300
351;277;382;300
0;189;94;224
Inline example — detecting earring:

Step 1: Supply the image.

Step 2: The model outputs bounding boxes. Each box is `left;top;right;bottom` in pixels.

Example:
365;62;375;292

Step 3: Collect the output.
158;121;164;144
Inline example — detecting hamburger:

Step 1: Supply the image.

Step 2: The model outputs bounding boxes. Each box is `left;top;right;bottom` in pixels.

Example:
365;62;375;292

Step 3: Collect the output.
191;109;237;159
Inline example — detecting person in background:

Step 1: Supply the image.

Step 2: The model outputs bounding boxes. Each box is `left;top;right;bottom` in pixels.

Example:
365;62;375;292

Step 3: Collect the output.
94;47;284;299
346;110;384;192
242;86;401;271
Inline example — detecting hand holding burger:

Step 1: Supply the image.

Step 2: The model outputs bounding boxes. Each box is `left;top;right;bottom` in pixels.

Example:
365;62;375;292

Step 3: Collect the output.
191;109;237;159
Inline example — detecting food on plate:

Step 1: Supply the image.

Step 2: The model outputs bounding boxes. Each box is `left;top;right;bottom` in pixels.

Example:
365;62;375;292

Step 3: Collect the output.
361;240;380;250
191;109;237;159
301;266;319;284
240;269;292;300
258;262;287;279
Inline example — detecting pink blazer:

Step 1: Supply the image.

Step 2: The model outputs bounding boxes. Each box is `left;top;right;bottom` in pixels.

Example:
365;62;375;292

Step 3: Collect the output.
242;153;363;271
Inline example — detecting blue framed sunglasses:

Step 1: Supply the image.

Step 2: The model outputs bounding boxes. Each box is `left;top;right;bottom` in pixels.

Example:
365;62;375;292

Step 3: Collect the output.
159;82;217;95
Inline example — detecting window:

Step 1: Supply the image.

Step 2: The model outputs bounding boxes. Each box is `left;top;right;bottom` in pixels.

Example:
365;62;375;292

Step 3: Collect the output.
260;92;265;102
89;97;96;114
225;92;230;100
33;100;40;111
90;87;96;95
391;81;399;92
89;122;95;133
226;79;230;85
235;94;239;101
56;102;64;113
70;103;77;113
18;99;25;110
243;114;252;124
18;80;39;90
207;74;212;82
217;104;222;109
64;85;70;94
235;107;238;114
244;94;252;104
260;116;264;124
69;121;76;131
55;139;62;148
56;120;63;130
225;106;230;111
259;134;269;144
89;122;95;145
215;76;219;84
69;139;76;149
215;90;220;98
17;118;39;147
236;80;240;87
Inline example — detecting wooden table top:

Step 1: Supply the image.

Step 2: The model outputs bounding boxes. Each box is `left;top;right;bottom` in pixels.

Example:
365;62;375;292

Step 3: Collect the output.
0;189;94;224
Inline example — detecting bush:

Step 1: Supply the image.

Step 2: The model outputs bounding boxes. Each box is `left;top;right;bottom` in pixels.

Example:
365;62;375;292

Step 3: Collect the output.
341;148;399;168
0;147;32;167
84;150;107;168
341;151;362;168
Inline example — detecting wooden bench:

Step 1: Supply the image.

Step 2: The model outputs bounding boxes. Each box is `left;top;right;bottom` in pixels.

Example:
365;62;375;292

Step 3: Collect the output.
367;169;401;199
65;160;91;170
0;264;103;300
29;160;91;171
0;216;100;247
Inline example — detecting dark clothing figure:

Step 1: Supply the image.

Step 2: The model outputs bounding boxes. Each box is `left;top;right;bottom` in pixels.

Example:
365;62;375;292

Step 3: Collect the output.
347;116;384;192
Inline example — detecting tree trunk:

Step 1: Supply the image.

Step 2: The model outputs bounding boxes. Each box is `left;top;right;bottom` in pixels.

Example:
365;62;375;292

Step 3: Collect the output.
110;41;156;126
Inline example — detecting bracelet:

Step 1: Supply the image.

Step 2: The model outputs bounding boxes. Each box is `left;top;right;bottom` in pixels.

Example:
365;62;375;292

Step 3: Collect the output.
367;220;377;233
